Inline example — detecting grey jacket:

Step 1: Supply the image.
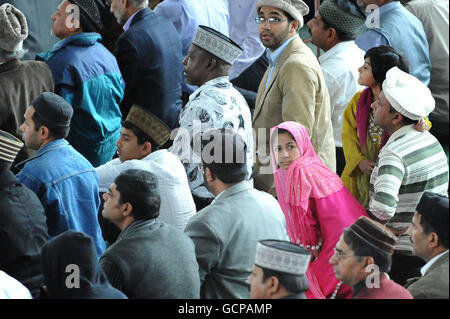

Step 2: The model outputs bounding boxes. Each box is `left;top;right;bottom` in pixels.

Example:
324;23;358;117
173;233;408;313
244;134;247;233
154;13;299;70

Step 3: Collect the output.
185;181;288;299
100;219;200;299
405;250;449;299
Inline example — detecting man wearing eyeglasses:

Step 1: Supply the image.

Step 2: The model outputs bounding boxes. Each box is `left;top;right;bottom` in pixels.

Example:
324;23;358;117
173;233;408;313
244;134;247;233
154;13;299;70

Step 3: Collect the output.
252;0;336;195
330;216;413;299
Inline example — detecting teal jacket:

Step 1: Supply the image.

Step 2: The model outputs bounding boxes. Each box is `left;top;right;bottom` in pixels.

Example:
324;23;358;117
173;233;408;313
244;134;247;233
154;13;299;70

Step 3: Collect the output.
37;33;124;167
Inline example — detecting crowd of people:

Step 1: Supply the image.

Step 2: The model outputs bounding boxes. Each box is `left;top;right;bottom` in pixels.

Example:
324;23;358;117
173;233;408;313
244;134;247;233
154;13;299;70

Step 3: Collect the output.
0;0;448;300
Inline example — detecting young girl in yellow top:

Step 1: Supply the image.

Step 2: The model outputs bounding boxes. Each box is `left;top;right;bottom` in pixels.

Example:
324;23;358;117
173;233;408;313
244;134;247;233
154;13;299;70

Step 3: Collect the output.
341;46;428;208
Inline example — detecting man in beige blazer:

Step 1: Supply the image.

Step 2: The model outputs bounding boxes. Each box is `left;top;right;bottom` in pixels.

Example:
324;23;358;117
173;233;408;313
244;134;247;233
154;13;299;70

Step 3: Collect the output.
253;0;336;193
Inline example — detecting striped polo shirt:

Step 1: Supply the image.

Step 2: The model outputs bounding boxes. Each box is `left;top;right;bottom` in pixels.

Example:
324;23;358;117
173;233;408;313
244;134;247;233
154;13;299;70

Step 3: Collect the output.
369;125;449;252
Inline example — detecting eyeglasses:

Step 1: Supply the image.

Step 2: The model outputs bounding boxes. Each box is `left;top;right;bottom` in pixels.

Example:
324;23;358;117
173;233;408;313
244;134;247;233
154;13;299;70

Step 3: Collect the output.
333;248;356;260
255;17;288;25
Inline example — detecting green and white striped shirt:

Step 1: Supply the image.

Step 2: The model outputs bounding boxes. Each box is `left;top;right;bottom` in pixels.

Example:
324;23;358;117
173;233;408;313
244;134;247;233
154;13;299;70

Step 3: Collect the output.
369;125;449;252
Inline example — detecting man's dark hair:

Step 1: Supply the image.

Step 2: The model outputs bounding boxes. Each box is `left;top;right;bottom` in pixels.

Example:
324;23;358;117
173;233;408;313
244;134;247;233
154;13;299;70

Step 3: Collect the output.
365;46;410;86
321;15;356;42
32;111;70;140
114;169;161;220
388;105;417;126
419;214;449;249
201;129;248;184
343;228;392;273
122;121;160;151
261;268;309;293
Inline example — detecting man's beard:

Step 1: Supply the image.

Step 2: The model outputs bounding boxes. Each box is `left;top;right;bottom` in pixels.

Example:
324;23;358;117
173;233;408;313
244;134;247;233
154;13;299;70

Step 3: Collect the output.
259;25;292;51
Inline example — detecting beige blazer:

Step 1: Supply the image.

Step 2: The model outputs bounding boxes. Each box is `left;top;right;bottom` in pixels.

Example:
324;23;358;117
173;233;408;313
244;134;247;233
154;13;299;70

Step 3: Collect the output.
252;36;336;192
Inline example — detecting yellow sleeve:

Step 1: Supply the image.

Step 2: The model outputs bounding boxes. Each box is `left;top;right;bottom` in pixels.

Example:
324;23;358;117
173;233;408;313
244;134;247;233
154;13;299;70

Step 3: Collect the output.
424;117;432;130
342;92;366;177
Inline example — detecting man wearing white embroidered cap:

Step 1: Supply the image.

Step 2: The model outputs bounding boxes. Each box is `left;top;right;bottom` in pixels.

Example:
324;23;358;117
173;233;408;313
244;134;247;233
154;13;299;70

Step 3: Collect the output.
368;66;449;286
248;240;311;299
170;26;254;211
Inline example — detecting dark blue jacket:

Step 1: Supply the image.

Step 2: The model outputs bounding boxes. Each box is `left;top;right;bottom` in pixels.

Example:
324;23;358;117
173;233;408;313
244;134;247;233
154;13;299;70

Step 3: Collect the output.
115;8;183;128
0;170;48;299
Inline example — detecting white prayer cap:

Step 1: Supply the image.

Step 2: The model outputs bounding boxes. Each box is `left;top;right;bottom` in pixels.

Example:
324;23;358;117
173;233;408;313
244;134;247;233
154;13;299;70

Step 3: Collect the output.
254;240;311;276
192;26;243;65
382;67;435;121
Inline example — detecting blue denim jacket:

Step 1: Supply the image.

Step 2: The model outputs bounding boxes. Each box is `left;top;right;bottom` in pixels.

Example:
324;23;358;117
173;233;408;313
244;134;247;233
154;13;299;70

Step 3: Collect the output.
16;139;106;256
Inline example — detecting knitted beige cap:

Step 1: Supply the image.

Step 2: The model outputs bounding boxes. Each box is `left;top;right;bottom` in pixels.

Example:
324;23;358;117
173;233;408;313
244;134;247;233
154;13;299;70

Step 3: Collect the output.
0;3;28;52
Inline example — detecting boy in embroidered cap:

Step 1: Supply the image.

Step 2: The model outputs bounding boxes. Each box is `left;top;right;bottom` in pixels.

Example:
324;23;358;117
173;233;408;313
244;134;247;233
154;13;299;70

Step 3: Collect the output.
368;66;449;285
330;216;413;299
249;240;310;299
96;105;196;241
170;26;254;211
405;192;449;299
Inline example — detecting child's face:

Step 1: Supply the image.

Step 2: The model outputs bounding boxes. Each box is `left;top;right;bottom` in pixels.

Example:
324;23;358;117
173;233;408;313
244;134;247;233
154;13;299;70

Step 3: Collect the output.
358;58;377;88
272;132;301;170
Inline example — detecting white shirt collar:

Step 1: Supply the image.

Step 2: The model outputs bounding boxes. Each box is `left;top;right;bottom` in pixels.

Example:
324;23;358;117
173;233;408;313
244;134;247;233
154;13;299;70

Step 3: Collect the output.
318;41;358;64
420;250;449;276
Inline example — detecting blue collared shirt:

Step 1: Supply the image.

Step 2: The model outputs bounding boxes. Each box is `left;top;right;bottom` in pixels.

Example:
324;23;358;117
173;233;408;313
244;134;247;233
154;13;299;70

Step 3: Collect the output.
265;34;297;89
154;0;230;93
123;9;143;31
355;1;398;51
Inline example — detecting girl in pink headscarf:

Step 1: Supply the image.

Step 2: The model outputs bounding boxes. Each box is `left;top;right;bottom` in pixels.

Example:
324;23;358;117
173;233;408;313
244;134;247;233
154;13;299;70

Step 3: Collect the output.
270;121;368;299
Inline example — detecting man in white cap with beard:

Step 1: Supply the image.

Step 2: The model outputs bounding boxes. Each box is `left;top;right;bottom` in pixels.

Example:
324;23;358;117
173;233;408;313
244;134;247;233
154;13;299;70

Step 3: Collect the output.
367;67;449;286
252;0;335;195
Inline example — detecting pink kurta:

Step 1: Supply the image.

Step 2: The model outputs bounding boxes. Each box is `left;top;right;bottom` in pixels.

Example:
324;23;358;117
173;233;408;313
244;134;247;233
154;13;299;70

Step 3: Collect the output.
271;122;368;299
308;187;369;298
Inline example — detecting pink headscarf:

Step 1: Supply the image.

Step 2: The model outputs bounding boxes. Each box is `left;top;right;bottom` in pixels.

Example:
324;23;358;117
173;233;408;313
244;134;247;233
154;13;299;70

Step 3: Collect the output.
270;122;344;245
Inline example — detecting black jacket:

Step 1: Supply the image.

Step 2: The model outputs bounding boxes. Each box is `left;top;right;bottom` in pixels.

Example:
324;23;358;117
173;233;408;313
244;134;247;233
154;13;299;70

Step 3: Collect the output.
0;170;48;298
40;230;127;299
